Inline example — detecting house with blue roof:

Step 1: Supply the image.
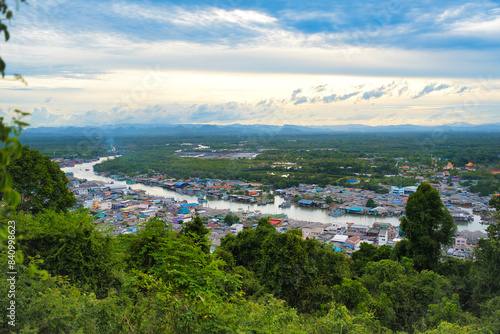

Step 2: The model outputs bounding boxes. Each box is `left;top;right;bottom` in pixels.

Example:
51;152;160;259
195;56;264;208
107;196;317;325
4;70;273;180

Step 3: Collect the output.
346;206;364;214
177;207;191;214
297;199;318;207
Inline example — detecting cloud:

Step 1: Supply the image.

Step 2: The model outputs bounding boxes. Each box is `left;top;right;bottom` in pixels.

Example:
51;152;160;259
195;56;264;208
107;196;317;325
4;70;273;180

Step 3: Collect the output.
291;88;302;100
360;81;404;100
293;96;309;105
313;84;327;92
446;12;500;38
413;83;450;99
112;3;277;27
24;106;76;127
322;92;359;103
290;88;309;105
4;0;500;128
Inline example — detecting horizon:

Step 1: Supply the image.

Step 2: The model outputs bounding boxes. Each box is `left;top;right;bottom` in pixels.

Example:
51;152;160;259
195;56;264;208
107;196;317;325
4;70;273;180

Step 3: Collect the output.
1;0;500;127
22;120;500;129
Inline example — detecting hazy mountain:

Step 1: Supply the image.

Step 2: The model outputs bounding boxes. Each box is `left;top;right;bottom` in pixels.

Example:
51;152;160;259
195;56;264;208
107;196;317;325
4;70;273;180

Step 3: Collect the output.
22;122;500;138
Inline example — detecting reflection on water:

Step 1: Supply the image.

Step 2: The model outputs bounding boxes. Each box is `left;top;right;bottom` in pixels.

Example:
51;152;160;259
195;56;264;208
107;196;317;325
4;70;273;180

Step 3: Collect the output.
63;157;486;232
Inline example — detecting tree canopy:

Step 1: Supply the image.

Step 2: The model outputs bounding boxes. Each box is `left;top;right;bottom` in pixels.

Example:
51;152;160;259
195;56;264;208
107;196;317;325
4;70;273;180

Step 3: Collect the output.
396;183;456;271
7;146;76;213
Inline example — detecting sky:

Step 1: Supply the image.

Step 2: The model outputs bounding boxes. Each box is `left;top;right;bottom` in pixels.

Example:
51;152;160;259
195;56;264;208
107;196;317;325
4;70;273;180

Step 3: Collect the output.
1;0;500;127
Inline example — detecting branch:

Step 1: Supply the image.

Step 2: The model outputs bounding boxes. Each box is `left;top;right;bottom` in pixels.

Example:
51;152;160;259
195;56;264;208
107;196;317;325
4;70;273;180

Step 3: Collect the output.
124;314;137;334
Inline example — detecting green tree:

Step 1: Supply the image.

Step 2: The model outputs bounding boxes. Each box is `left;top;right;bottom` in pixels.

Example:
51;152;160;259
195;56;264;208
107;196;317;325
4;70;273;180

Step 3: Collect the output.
0;111;29;208
365;198;377;208
325;195;333;204
8;209;121;297
126;218;170;271
395;183;456;271
219;217;275;272
260;229;312;309
260;229;349;313
351;243;392;276
332;278;372;311
471;197;500;306
223;213;240;225
490;194;500;212
359;259;450;331
181;215;211;253
7;146;76;213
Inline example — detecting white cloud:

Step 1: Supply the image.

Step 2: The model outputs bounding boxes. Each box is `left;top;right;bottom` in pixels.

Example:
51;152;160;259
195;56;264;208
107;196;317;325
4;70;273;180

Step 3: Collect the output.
111;3;277;27
449;15;500;36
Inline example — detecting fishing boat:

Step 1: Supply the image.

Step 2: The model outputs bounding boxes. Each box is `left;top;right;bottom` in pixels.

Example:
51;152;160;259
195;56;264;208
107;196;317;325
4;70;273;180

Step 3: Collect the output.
279;202;291;208
329;208;346;217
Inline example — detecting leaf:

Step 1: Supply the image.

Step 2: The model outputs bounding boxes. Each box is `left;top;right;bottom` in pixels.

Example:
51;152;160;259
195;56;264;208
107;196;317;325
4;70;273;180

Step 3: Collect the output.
0;57;5;78
13;75;28;85
0;173;12;191
9;190;21;207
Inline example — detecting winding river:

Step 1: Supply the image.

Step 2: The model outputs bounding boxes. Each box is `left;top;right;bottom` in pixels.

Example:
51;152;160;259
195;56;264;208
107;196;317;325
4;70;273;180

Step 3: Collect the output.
62;157;487;232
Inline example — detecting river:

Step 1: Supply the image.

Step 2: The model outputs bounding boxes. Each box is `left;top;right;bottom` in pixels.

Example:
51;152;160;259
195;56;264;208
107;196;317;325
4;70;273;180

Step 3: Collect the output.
62;157;487;232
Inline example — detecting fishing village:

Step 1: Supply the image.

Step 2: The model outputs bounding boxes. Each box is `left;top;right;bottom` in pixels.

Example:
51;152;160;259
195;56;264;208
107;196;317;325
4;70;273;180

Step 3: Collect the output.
63;159;496;262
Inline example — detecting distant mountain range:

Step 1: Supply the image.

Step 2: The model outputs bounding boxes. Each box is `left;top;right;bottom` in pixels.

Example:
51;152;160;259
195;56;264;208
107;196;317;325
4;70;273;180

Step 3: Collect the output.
22;122;500;137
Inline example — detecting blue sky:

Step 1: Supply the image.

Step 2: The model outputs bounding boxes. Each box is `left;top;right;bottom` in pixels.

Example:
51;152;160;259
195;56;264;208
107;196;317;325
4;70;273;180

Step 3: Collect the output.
1;0;499;127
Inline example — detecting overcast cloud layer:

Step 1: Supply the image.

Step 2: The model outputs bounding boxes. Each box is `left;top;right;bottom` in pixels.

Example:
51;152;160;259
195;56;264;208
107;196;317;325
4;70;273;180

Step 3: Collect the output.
1;0;499;127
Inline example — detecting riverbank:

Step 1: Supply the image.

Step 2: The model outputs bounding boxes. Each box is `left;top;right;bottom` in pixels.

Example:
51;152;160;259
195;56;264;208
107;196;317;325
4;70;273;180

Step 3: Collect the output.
62;157;488;232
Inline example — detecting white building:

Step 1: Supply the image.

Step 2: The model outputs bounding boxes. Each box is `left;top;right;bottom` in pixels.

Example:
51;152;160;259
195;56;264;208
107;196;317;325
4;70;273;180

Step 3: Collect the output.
230;224;244;234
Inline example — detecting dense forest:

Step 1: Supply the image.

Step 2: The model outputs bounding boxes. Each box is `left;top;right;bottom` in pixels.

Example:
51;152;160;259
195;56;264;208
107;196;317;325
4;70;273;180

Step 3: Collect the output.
24;132;500;167
2;132;500;333
83;133;500;193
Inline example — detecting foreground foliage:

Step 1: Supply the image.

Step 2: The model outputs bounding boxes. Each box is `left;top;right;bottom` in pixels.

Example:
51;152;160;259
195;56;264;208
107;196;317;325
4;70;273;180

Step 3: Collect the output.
1;208;500;333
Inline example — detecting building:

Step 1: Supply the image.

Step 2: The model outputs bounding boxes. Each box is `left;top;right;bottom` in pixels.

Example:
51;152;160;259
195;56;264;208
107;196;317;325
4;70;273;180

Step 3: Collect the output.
443;162;454;170
455;237;467;248
269;218;284;227
390;186;417;195
465;162;476;170
230;224;244;234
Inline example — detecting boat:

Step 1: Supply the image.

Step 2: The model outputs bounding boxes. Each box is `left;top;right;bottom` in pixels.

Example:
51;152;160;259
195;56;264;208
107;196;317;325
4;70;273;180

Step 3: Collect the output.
279;202;291;208
329;209;346;217
480;220;494;225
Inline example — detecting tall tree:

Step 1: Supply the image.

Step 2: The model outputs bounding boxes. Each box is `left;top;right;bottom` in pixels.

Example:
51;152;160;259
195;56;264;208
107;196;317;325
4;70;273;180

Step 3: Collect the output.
7;146;76;213
180;215;211;253
220;217;275;272
395;183;456;271
471;195;500;305
10;209;121;297
260;229;349;312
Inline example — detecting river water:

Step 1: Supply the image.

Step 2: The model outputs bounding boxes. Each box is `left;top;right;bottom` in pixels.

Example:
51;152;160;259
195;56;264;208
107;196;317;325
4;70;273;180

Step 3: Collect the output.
62;157;487;232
